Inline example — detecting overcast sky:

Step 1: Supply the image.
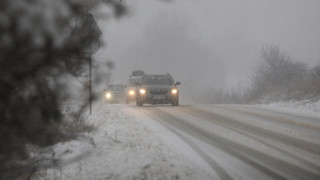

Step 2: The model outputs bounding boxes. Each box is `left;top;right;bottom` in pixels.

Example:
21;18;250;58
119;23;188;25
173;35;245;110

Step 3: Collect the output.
93;0;320;95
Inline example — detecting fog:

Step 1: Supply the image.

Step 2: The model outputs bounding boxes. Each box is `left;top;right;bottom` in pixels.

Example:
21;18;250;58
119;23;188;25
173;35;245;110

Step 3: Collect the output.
93;0;320;101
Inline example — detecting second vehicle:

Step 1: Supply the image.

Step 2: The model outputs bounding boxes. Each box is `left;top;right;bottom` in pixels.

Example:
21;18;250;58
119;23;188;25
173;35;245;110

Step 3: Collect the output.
105;84;127;104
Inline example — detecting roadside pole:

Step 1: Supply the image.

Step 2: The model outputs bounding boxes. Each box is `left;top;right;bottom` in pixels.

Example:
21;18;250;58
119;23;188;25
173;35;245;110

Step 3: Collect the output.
89;56;92;115
83;13;101;115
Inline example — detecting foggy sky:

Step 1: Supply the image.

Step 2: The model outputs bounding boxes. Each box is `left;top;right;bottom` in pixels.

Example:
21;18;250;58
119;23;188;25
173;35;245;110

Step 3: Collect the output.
93;0;320;97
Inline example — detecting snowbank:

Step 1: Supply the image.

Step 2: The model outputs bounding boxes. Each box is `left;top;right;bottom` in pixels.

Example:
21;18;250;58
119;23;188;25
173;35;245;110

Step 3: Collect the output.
29;101;212;180
257;100;320;118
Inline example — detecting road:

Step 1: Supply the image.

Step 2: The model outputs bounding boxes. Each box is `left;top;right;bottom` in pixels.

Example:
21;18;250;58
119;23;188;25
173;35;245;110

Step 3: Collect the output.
122;104;320;180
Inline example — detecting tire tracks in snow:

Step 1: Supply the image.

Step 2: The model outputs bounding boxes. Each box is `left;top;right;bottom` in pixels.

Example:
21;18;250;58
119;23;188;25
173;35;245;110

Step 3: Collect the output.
214;105;320;131
138;107;233;180
178;106;320;175
140;107;287;180
184;106;320;155
140;106;320;180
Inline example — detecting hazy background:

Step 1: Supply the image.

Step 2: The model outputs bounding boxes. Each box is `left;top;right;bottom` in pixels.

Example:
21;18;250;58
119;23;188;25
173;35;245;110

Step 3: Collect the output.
93;0;320;101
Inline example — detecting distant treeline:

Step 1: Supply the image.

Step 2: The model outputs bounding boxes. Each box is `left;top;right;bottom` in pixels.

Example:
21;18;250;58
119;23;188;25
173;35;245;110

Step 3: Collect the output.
199;44;320;104
249;44;320;103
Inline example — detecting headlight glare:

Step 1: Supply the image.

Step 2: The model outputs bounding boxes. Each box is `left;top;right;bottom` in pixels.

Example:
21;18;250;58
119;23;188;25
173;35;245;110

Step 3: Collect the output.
171;89;178;94
139;89;146;94
129;90;135;95
106;92;111;99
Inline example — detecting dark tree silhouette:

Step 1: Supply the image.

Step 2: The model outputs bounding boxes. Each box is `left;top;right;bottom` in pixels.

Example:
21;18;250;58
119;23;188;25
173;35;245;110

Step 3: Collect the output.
0;0;126;177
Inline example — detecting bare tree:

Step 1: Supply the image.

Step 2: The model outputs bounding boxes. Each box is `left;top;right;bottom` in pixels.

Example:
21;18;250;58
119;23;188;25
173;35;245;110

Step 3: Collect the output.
251;44;308;101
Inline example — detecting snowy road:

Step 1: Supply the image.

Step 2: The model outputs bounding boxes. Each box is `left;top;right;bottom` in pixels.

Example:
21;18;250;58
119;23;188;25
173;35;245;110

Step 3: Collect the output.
35;103;320;180
122;104;320;180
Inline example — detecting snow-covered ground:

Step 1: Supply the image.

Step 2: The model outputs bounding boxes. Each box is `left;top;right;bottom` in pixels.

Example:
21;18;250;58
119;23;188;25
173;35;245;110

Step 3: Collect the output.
29;100;320;180
259;100;320;114
30;101;213;180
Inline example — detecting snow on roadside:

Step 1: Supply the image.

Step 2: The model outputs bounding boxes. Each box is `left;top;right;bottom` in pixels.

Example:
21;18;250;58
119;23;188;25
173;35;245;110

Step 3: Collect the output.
256;100;320;119
30;101;213;180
